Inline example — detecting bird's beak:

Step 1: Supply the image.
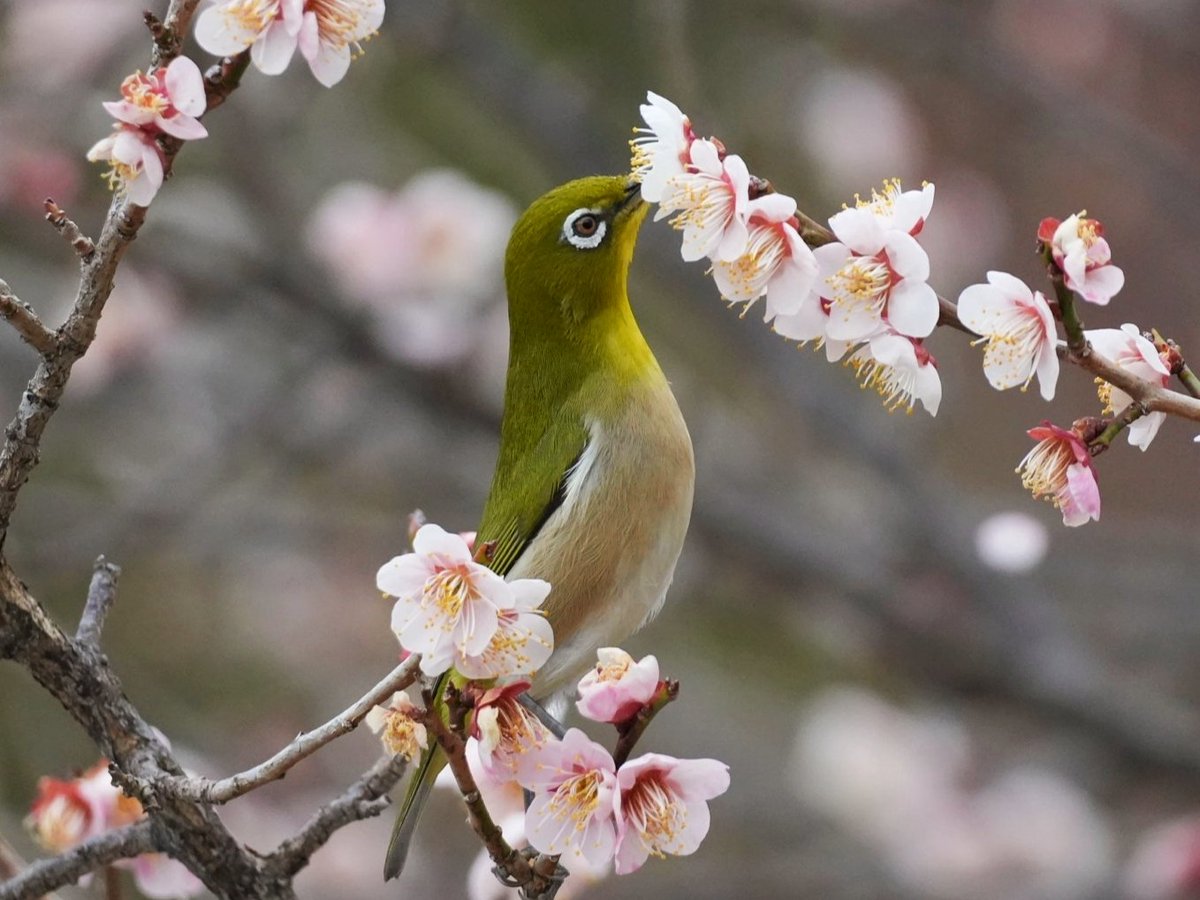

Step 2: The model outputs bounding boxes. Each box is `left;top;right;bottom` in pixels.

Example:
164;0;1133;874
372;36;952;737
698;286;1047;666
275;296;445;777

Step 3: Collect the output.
618;179;645;214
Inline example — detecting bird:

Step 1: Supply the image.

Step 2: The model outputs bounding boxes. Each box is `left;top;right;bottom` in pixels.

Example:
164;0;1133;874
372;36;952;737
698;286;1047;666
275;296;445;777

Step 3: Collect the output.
383;174;695;880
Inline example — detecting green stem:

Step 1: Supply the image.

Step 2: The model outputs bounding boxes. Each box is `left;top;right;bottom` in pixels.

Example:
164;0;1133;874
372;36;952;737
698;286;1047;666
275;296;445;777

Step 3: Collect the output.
1088;405;1145;454
1178;365;1200;399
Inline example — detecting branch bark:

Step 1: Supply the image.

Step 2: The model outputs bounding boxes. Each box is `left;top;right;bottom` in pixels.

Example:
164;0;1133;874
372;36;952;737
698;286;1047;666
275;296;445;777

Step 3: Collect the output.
0;280;56;357
0;822;153;900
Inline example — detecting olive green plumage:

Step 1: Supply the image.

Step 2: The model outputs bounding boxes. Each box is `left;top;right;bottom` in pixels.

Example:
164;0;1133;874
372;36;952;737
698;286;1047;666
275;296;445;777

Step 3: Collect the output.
384;175;694;881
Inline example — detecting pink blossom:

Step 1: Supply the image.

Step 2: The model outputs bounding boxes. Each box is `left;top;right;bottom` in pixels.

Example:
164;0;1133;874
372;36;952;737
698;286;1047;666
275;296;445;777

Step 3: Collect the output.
631;92;697;204
519;729;619;870
25;776;107;852
295;0;386;87
455;578;554;681
655;139;751;262
1017;423;1101;527
122;854;205;899
1041;213;1124;305
86;126;164;207
846;332;942;416
1085;323;1170;450
365;691;428;760
711;193;819;322
575;647;660;724
102;57;208;141
470;681;552;780
613;753;730;875
1124;816;1200;900
957;271;1060;400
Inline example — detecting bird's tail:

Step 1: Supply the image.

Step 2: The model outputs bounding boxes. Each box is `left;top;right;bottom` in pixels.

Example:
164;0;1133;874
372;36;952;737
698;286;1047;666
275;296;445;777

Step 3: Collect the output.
382;739;447;880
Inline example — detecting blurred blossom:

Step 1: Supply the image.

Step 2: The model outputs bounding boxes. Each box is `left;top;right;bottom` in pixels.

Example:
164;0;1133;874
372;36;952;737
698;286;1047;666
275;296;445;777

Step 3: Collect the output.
792;686;1113;898
797;68;924;194
3;0;133;86
1125;816;1200;899
306;170;516;368
0;138;80;213
366;691;427;759
990;0;1121;87
918;168;1011;289
974;511;1049;573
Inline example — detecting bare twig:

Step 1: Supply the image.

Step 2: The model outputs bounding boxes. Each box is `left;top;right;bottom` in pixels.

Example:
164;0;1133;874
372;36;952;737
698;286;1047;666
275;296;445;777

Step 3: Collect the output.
0;821;153;900
266;755;409;880
161;656;422;803
43;200;95;262
76;556;121;647
0;280;56;357
612;680;679;768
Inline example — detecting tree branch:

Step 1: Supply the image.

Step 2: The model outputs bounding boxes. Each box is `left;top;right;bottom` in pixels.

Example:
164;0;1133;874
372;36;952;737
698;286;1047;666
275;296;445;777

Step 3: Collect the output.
75;556;121;647
0;280;56;357
43;200;95;262
160;656;422;804
0;821;153;900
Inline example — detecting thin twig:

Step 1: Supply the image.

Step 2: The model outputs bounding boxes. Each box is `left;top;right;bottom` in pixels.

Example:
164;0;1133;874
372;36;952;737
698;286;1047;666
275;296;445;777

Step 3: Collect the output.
43;200;95;262
76;556;121;647
612;680;679;768
265;754;409;879
0;281;56;357
0;821;153;900
161;656;422;803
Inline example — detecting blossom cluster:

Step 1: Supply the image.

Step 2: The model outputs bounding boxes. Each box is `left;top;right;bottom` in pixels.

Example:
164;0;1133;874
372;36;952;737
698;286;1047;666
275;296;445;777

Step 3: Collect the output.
26;761;203;898
87;56;208;206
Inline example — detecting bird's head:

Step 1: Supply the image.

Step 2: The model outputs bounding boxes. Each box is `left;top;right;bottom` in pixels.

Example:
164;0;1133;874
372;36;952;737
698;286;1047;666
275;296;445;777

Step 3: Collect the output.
504;175;649;335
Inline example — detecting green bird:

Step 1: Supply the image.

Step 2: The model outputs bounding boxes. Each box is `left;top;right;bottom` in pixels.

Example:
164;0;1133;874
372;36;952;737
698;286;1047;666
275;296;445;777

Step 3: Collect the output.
384;174;695;880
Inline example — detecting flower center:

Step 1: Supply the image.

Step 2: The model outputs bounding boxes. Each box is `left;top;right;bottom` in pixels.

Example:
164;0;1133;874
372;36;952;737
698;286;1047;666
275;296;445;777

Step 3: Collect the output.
423;566;471;626
623;776;685;856
549;771;602;832
1016;439;1073;508
308;0;375;50
829;256;890;317
847;350;917;414
224;0;280;33
120;72;170;115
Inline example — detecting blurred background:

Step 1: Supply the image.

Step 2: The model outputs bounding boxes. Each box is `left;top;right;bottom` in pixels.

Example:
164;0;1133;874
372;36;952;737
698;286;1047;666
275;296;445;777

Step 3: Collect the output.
3;0;1200;897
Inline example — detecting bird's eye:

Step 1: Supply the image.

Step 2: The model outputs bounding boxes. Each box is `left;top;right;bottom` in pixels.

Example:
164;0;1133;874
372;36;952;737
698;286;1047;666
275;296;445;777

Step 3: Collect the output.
563;208;607;250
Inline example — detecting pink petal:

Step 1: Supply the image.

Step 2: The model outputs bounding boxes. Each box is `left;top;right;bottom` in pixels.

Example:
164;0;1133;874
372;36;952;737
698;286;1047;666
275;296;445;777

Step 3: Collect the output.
164;56;206;116
306;40;352;87
102;100;154;126
665;757;732;801
282;0;305;33
1079;264;1124;305
1062;463;1101;526
886;279;939;338
156;114;208;141
297;10;321;61
251;20;299;75
613;829;650;875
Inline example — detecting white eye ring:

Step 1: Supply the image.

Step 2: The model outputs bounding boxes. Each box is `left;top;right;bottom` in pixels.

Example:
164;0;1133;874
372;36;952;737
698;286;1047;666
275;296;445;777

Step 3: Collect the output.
563;208;607;250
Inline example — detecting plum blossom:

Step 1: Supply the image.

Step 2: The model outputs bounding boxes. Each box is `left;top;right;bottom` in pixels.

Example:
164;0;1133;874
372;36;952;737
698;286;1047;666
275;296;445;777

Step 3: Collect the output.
455;578;554;680
366;691;428;759
519;728;619;870
655;139;751;262
1040;213;1124;305
470;681;552;779
1124;816;1200;900
122;854;205;900
711;192;820;322
86;124;165;207
575;647;661;724
630;92;697;204
846;332;942;416
1016;423;1101;527
957;271;1060;400
102;57;208;140
613;753;730;875
819;182;939;341
25;775;107;852
1085;323;1171;451
194;0;384;87
974;511;1049;574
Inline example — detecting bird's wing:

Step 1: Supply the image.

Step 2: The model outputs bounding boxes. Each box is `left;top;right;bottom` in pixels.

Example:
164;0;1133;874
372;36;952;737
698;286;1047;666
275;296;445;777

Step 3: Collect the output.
476;415;589;577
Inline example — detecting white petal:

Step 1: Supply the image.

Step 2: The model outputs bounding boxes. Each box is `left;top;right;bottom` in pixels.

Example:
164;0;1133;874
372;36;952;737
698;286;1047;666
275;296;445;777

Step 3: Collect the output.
881;230;929;281
165;56;207;116
828;206;884;255
412;523;471;563
1127;411;1165;451
251;21;299;75
1035;340;1060;401
306;39;352;87
886;279;939;338
193;4;260;55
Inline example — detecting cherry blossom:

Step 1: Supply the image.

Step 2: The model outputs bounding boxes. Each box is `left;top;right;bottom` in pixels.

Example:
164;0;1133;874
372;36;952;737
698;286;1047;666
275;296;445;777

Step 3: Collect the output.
711;193;819;322
366;691;428;759
1016;423;1101;527
655;139;751;263
1040;213;1124;305
631;91;696;204
575;647;660;724
819;186;939;341
102;57;208;140
613;753;730;875
957;271;1060;400
470;681;552;780
86;125;165;207
519;728;619;870
846;332;942;416
1085;324;1170;451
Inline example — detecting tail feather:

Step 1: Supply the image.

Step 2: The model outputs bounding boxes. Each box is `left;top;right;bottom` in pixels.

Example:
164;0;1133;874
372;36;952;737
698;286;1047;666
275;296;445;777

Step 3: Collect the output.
383;742;446;880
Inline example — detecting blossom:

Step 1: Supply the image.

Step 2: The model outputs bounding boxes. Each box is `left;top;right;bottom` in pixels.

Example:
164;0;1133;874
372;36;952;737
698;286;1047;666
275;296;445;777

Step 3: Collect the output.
1085;324;1170;451
366;691;428;760
613;753;730;875
575;647;660;724
194;0;384;87
470;681;552;779
123;854;205;899
520;728;619;869
1040;213;1124;305
1016;423;1100;527
26;776;106;852
455;578;554;680
957;271;1060;400
819;183;939;341
655;139;750;262
102;57;208;140
86;126;164;207
846;332;942;416
380;523;507;676
631;91;696;203
711;193;819;322
974;511;1049;574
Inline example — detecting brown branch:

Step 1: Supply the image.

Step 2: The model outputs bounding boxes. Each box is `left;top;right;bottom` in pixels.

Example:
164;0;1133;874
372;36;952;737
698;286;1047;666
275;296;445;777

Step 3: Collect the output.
0;821;153;900
265;755;409;880
43;201;94;262
612;680;679;768
75;556;121;647
0;281;56;357
160;656;422;804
